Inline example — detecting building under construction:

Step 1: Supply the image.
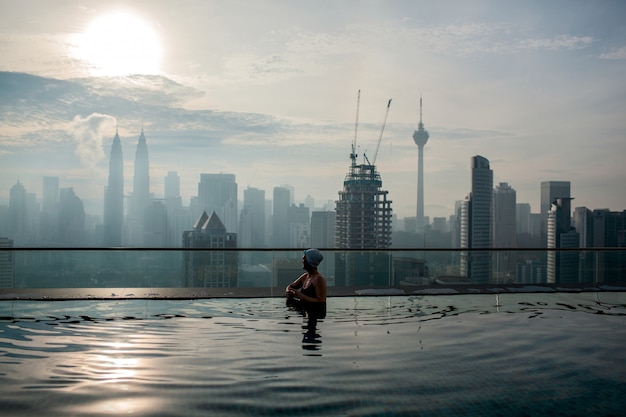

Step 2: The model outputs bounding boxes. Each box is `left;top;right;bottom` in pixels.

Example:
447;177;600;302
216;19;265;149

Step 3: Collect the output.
335;162;392;249
334;92;393;287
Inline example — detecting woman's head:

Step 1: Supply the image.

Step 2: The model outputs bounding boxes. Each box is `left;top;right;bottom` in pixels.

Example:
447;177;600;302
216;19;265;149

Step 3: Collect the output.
303;248;323;268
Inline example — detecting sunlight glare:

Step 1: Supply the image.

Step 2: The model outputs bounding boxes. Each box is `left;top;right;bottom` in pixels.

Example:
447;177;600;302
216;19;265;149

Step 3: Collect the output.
76;11;162;76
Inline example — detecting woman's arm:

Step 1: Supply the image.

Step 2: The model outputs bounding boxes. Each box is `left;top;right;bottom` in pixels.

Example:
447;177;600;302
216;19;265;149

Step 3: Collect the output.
294;275;327;303
286;273;307;293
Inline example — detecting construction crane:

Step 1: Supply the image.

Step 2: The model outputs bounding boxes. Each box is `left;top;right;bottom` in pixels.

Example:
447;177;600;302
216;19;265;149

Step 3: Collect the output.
371;98;392;165
350;89;361;167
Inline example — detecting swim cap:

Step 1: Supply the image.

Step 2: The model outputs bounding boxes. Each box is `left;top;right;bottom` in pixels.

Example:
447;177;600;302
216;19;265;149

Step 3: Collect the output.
304;248;323;267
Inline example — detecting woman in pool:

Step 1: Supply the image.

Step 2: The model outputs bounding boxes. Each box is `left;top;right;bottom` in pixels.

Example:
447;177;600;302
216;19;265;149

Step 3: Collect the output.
286;248;327;341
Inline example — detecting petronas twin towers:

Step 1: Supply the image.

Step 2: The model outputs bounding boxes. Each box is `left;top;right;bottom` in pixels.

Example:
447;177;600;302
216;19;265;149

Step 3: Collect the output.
102;129;150;247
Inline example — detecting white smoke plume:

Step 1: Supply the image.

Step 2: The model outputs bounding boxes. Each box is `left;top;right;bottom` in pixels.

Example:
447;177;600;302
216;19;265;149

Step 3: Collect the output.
68;113;117;168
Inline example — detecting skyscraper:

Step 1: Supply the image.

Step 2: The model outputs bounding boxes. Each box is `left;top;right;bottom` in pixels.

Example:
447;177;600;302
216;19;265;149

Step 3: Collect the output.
103;130;124;246
163;171;187;248
8;181;27;245
164;171;180;199
493;182;517;281
335;154;392;286
272;186;291;247
41;176;59;244
58;188;85;246
460;155;493;283
547;197;579;283
0;237;15;288
125;129;151;246
540;181;570;247
493;182;517;247
412;97;429;233
240;187;266;248
197;173;238;234
310;211;335;248
183;211;238;287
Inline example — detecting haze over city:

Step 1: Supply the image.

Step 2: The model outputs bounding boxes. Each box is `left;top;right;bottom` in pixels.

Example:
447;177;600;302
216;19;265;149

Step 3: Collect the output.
1;0;625;220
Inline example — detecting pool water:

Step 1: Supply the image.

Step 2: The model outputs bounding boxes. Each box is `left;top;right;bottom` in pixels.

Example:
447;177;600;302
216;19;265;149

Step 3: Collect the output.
1;292;625;416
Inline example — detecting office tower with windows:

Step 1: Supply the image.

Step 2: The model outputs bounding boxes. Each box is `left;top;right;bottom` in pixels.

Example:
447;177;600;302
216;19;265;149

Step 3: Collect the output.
197;173;238;234
311;211;335;248
126;129;151;246
58;188;85;246
540;181;570;247
182;211;238;287
8;181;27;245
335;153;392;286
0;237;15;288
163;171;187;248
240;187;266;248
41;176;59;244
575;208;626;284
288;203;310;248
412;97;430;233
272;186;291;247
311;210;336;284
493;182;517;281
547;197;579;283
460;155;493;283
143;200;168;248
103;130;124;246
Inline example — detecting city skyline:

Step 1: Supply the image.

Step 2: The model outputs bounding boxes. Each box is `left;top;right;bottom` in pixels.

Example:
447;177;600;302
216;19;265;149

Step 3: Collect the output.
1;1;626;220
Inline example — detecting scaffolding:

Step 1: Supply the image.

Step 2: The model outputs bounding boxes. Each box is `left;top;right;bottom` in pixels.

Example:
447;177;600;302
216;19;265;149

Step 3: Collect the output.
335;163;392;249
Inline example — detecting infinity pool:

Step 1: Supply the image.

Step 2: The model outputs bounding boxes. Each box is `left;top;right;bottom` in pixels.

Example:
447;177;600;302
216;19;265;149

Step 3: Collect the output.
1;292;625;416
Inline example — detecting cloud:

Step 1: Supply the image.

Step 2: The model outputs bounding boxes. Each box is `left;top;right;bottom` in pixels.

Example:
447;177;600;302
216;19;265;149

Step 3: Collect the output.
516;35;594;51
600;46;626;60
68;113;116;168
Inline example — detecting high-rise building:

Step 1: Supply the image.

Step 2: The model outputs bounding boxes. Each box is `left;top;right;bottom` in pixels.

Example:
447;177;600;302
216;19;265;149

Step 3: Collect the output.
41;176;59;244
272;186;291;247
575;208;626;284
143;200;168;248
125;129;151;246
311;211;336;283
516;203;531;235
335;163;392;250
412;97;430;233
311;211;335;248
58;188;85;246
493;182;517;281
335;154;392;286
130;128;151;219
103;130;124;246
493;182;517;247
164;171;180;199
288;203;310;248
197;173;238;234
182;211;238;287
460;155;493;283
0;237;15;288
540;181;570;247
240;187;266;248
547;197;579;283
8;181;27;245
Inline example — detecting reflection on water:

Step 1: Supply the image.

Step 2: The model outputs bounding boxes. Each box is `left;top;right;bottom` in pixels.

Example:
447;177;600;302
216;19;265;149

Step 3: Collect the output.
0;292;625;416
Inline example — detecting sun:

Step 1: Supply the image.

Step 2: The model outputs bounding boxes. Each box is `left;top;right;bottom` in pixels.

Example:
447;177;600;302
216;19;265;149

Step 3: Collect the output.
75;11;162;76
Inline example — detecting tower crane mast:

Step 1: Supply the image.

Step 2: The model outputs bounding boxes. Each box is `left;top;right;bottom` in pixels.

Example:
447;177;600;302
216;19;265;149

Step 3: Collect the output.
350;90;361;166
372;98;392;165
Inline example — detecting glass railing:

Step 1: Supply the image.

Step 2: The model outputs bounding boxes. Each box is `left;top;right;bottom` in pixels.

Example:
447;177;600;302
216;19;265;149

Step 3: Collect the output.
0;248;625;298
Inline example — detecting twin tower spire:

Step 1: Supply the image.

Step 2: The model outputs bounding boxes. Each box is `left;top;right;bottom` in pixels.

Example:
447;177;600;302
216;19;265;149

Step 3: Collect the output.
102;128;150;246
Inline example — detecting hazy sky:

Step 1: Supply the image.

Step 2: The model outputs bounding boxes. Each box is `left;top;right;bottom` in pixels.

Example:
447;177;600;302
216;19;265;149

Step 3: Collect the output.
1;0;625;219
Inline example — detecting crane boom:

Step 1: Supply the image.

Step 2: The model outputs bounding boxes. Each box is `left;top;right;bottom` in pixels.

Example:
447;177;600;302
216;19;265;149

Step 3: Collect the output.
350;89;361;166
372;98;392;165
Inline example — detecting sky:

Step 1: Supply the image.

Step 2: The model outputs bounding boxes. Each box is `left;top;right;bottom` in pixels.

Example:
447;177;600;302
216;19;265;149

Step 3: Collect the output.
1;0;625;220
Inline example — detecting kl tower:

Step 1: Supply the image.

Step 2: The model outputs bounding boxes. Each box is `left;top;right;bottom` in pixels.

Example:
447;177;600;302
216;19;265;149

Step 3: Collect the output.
412;96;429;233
